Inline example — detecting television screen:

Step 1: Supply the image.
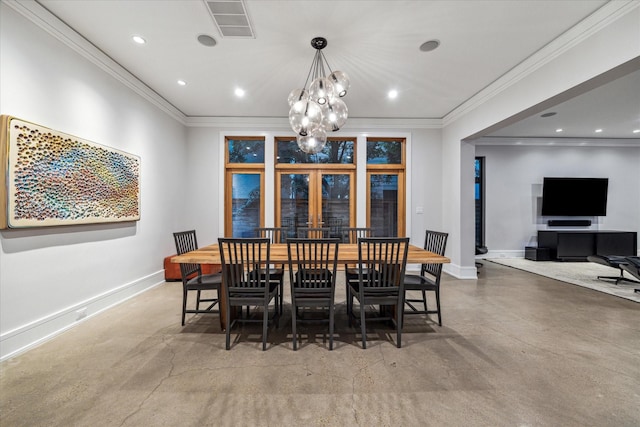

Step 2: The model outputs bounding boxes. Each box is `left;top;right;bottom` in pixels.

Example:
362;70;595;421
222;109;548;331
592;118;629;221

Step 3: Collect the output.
541;177;608;216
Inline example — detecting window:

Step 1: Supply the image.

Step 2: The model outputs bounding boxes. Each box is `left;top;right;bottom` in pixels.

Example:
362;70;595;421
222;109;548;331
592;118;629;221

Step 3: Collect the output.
224;137;265;237
275;137;356;233
366;138;406;237
276;138;354;164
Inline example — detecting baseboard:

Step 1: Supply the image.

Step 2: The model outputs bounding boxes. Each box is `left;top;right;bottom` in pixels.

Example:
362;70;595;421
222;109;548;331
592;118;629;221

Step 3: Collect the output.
479;249;525;259
444;263;478;279
0;270;165;362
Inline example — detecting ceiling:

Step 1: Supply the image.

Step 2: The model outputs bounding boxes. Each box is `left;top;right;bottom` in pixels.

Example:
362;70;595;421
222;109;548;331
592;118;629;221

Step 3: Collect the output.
34;0;639;141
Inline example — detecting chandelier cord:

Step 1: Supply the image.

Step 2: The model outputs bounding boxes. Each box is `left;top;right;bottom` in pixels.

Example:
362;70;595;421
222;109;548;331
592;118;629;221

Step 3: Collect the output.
319;51;334;76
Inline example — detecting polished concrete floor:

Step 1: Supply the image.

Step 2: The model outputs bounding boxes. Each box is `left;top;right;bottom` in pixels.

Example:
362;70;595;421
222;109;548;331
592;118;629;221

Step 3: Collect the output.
1;262;639;426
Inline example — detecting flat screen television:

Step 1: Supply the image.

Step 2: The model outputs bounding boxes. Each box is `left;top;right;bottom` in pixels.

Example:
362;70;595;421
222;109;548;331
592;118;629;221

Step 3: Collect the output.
541;177;608;216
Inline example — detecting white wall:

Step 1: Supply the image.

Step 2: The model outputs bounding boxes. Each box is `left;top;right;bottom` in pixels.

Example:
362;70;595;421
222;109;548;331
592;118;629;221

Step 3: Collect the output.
0;3;188;360
184;124;444;250
475;145;640;256
441;4;640;275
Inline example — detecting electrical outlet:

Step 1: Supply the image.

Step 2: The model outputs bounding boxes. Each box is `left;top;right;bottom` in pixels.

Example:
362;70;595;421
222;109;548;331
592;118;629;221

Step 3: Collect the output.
76;307;87;321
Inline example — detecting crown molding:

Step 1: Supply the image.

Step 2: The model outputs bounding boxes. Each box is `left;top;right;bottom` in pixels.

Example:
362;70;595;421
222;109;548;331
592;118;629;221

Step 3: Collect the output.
474;136;640;147
5;0;187;125
442;0;640;127
184;115;441;129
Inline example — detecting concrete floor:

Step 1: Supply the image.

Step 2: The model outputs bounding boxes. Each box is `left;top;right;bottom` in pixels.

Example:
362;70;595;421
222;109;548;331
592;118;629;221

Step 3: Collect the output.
1;262;639;426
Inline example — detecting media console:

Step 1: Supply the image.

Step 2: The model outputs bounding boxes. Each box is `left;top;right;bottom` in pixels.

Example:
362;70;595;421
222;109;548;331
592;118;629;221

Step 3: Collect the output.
529;230;637;262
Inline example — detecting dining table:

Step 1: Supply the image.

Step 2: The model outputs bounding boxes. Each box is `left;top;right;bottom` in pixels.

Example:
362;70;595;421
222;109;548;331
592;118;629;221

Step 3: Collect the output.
172;242;450;329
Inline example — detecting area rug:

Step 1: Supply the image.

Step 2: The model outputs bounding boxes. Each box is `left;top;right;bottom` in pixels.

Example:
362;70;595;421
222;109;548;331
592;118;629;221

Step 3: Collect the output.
487;258;640;303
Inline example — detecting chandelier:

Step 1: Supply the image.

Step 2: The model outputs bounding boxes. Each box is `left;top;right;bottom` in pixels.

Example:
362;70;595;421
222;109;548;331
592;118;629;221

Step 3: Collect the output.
288;37;350;154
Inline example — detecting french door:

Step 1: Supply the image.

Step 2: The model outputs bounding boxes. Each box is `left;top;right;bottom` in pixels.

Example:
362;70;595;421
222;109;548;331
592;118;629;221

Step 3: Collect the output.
276;168;354;238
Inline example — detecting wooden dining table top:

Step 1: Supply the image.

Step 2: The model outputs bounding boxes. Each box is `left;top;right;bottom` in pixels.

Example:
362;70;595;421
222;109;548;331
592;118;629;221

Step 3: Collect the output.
171;242;450;265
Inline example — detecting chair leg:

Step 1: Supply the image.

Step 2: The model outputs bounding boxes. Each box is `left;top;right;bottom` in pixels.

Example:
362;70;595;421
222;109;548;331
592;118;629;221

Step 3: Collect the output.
181;288;188;326
262;302;269;351
421;290;427;312
292;304;297;351
195;290;202;311
396;302;402;349
329;303;334;351
225;304;231;350
435;289;442;327
279;278;284;315
360;303;367;349
347;287;353;327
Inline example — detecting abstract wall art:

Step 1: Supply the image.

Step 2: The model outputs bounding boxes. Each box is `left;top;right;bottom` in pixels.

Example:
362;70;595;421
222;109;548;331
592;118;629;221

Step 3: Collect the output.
0;115;140;229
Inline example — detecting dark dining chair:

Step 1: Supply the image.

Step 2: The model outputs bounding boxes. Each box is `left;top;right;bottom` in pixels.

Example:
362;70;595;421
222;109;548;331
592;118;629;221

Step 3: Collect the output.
324;216;344;239
254;227;287;313
348;237;410;349
173;230;222;326
403;230;448;326
297;227;330;238
342;227;374;312
287;238;340;350
281;217;297;239
218;238;279;350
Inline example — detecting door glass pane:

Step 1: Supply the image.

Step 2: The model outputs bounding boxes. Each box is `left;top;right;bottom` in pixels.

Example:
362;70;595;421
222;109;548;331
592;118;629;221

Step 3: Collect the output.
370;174;398;237
366;140;402;164
231;174;261;237
280;173;310;238
321;174;350;238
228;139;265;163
276;139;354;164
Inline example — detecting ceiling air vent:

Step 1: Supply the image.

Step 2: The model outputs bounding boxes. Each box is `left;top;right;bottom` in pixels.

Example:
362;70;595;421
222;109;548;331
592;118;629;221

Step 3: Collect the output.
205;0;255;38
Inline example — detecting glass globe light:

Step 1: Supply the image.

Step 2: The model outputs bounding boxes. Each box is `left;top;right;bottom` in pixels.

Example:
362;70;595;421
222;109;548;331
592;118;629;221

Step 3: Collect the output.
297;128;327;154
329;70;350;97
309;77;334;105
287;88;308;107
321;97;348;132
289;100;323;136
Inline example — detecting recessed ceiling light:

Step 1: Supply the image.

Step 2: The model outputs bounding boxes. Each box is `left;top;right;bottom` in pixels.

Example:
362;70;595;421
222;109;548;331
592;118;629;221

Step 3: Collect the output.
419;40;440;52
388;90;398;99
235;88;245;97
633;129;640;134
595;128;603;133
197;34;217;47
540;112;556;118
555;128;563;133
177;80;186;86
132;35;146;44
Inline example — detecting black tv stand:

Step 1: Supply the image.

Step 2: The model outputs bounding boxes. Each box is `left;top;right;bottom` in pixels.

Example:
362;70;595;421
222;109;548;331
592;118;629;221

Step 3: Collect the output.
536;230;637;261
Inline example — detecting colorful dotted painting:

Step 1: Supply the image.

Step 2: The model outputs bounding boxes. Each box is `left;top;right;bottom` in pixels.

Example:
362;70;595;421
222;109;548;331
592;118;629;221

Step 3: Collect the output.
0;116;140;228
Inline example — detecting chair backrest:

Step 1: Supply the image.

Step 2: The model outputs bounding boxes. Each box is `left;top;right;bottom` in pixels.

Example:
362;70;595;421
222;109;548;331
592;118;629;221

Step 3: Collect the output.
255;227;287;243
324;216;343;239
358;237;410;290
280;217;297;239
173;230;201;281
218;238;271;290
297;227;330;238
287;238;340;290
421;230;448;280
342;227;373;243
